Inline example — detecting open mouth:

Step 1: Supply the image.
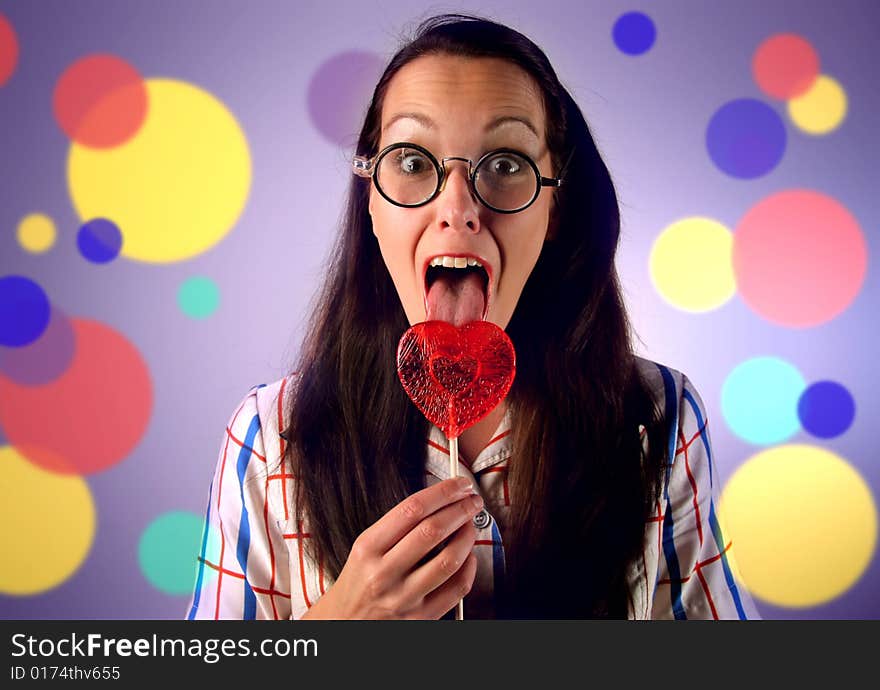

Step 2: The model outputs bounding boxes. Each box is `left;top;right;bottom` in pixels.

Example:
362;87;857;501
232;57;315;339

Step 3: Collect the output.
423;258;491;326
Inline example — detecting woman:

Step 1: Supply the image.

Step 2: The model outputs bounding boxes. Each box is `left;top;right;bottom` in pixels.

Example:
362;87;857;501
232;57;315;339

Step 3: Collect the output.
187;14;758;620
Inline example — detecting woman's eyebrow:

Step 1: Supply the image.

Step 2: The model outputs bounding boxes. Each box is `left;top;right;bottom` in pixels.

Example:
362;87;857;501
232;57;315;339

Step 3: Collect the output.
382;112;435;133
382;112;540;139
484;115;540;139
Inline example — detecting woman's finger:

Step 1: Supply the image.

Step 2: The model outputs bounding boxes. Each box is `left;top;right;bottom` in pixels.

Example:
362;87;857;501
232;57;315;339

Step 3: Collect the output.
353;477;476;557
419;552;478;620
401;519;478;600
383;493;482;575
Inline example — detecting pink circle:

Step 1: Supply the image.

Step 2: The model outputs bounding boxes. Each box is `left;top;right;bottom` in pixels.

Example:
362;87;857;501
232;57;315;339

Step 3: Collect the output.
0;13;18;87
752;33;820;100
0;318;153;475
733;190;867;328
53;54;148;148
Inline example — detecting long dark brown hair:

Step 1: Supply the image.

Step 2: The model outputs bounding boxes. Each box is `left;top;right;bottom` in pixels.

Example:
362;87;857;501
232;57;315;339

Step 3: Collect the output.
283;13;671;618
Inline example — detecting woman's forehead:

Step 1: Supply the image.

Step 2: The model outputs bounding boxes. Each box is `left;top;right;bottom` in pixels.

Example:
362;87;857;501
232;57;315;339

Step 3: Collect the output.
380;54;546;135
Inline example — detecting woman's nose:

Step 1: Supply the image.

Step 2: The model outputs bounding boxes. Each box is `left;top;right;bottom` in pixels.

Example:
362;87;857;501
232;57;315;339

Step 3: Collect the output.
435;160;481;233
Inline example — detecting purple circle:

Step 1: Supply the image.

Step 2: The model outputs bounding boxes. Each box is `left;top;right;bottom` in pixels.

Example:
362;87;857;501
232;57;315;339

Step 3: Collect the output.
307;51;385;147
77;217;122;263
0;305;75;385
0;275;51;347
706;98;787;179
798;380;855;439
613;12;657;55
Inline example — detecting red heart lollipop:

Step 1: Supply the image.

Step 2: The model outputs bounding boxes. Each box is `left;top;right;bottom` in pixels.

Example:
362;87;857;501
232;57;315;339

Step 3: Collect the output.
397;320;516;439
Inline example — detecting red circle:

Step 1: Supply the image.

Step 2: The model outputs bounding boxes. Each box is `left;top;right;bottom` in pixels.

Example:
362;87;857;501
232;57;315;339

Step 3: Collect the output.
52;54;148;148
0;318;153;475
0;13;19;87
733;190;867;328
752;33;820;100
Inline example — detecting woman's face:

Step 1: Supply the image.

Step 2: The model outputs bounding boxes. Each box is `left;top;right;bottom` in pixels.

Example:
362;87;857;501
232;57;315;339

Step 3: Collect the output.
369;54;558;329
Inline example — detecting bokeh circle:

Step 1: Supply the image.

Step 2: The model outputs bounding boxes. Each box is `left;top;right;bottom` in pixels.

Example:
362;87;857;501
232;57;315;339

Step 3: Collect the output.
0;445;96;595
718;445;877;608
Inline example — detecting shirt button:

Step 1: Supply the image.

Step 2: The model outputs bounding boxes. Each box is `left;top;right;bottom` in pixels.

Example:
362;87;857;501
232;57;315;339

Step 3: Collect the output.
473;509;492;530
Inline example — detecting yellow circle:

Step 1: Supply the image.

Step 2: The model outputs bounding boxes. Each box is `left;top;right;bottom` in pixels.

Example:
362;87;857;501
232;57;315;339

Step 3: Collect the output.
787;74;848;135
649;217;735;312
717;444;877;608
17;213;57;253
0;446;96;594
68;79;251;263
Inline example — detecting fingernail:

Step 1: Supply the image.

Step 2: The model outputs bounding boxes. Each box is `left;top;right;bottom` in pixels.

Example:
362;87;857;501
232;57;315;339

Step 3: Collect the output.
470;494;484;510
456;477;475;493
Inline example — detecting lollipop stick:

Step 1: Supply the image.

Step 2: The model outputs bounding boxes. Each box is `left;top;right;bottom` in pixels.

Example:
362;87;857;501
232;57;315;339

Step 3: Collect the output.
449;435;464;621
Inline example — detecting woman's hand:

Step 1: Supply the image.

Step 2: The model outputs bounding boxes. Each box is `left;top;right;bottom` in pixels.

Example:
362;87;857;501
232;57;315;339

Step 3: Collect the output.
300;476;483;619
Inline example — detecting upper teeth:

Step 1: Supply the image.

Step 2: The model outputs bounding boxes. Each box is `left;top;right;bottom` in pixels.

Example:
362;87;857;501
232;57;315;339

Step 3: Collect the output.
430;256;483;268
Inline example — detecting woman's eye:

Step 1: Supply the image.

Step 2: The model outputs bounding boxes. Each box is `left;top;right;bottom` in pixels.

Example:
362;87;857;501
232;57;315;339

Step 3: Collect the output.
490;157;522;175
395;152;430;174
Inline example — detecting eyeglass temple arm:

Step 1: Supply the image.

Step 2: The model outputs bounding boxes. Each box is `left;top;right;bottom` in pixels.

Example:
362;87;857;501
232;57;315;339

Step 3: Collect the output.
540;176;563;187
540;146;576;187
352;155;373;178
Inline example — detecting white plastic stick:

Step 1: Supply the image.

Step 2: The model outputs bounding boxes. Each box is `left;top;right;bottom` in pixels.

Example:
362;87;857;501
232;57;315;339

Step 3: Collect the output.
449;435;464;621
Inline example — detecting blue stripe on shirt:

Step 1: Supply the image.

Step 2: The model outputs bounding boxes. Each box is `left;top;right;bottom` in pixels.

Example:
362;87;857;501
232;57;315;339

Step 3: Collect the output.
235;414;261;620
490;519;506;615
708;501;749;619
683;387;713;488
657;364;686;619
187;478;214;620
683;388;750;619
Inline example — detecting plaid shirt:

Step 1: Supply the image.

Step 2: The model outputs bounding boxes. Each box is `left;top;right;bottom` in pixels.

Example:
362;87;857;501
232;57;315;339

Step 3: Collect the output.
186;357;759;620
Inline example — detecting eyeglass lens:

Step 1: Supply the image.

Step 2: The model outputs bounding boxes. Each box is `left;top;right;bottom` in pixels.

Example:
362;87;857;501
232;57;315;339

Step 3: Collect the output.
375;146;539;211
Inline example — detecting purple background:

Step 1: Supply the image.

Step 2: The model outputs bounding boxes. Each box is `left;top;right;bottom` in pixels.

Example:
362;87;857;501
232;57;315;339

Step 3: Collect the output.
0;0;878;619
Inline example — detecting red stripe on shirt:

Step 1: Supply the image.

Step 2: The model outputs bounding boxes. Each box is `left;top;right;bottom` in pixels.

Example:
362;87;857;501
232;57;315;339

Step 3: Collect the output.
483;429;511;449
679;427;704;547
695;566;720;619
277;376;291;521
656;541;732;586
225;426;267;462
199;557;245;580
477;465;510;505
295;520;313;608
263;470;279;620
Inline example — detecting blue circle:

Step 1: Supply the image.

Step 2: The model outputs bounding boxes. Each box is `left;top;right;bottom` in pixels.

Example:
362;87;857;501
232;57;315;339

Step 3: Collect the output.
706;99;787;179
613;12;657;55
798;380;855;439
721;356;806;445
77;218;122;264
0;275;51;347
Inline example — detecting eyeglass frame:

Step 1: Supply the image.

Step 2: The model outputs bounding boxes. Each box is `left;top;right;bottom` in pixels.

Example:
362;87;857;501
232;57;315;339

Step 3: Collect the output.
352;141;565;214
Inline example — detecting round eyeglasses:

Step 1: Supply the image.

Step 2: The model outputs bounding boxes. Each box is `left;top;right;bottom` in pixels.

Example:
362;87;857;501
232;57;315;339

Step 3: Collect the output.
352;142;563;214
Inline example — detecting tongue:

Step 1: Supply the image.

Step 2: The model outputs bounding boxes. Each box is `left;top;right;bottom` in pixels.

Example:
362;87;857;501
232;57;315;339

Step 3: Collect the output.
426;272;486;327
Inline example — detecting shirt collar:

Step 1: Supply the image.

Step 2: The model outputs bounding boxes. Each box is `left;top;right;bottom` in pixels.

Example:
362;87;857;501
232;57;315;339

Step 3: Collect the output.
425;406;513;481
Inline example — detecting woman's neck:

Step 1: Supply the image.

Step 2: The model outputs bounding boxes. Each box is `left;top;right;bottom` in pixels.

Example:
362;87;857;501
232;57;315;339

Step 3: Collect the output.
457;401;507;467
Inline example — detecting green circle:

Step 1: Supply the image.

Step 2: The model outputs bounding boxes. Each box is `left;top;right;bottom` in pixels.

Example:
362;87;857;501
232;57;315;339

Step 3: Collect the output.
138;511;209;595
178;276;220;319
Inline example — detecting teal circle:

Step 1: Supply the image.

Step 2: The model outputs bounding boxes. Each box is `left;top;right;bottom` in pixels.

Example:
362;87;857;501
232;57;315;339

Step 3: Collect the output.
721;356;806;445
178;276;219;319
138;511;209;595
